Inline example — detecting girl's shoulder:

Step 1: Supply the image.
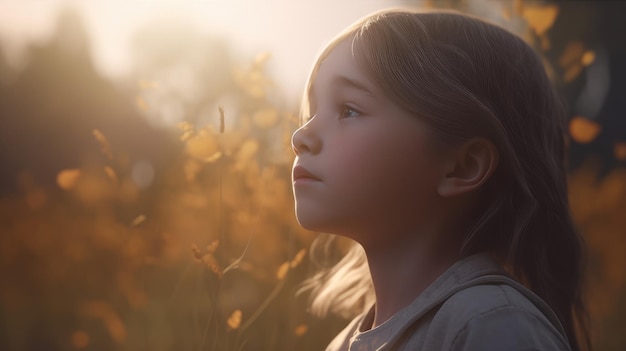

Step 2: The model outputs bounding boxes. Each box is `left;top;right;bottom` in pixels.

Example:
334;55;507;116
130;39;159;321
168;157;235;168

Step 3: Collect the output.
422;281;571;350
324;254;572;351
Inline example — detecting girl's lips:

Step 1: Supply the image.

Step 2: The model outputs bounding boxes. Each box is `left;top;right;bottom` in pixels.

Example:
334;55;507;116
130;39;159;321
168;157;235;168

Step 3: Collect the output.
292;165;321;182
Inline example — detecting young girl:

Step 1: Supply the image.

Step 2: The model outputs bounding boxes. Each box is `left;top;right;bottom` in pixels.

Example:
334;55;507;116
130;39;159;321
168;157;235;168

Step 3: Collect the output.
290;9;590;351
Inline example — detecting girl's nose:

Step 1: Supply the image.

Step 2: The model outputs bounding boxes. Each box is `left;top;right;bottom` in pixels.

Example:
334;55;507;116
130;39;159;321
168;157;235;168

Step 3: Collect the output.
291;122;321;155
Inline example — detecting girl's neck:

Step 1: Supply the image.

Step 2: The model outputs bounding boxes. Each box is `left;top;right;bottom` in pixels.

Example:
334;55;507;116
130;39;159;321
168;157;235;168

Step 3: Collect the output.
362;232;460;329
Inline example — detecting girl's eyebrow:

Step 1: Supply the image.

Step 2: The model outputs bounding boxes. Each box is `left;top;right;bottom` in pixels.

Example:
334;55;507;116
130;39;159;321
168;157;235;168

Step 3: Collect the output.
309;74;375;104
333;75;375;96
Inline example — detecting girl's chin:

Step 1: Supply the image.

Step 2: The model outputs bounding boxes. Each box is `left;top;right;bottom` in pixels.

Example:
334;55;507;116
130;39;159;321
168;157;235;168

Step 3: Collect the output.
295;215;332;233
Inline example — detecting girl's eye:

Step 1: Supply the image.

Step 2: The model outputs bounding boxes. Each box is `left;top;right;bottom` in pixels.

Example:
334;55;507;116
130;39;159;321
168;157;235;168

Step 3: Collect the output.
339;105;361;119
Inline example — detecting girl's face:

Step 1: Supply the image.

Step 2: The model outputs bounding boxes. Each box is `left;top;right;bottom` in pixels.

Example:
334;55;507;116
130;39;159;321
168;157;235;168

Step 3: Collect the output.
291;39;449;245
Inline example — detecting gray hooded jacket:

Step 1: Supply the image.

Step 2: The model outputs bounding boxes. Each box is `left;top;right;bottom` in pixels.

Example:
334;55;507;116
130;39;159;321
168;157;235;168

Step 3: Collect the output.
325;254;570;351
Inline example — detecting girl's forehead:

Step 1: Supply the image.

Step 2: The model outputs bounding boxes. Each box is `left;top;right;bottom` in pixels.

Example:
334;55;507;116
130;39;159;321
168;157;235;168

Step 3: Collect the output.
313;39;377;93
318;40;357;72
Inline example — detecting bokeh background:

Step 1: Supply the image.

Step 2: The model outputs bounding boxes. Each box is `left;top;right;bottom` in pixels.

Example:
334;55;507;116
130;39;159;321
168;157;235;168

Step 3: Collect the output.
0;0;624;350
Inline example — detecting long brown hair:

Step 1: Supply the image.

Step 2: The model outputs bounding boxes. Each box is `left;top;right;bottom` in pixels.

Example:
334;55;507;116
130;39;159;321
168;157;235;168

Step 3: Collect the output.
299;9;589;351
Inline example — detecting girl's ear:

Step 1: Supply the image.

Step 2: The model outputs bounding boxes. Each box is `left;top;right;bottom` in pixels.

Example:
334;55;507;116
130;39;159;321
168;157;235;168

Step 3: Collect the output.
437;138;498;197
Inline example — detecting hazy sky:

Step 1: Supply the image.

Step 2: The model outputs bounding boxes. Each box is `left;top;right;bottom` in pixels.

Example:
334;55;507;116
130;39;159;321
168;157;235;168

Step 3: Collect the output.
0;0;420;104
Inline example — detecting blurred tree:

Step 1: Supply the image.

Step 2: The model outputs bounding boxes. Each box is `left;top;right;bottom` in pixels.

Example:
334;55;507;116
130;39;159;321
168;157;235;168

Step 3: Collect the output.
0;8;171;196
543;0;626;173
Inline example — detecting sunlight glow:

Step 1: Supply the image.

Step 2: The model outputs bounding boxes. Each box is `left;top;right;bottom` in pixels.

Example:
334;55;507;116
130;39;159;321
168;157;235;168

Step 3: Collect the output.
0;0;411;103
